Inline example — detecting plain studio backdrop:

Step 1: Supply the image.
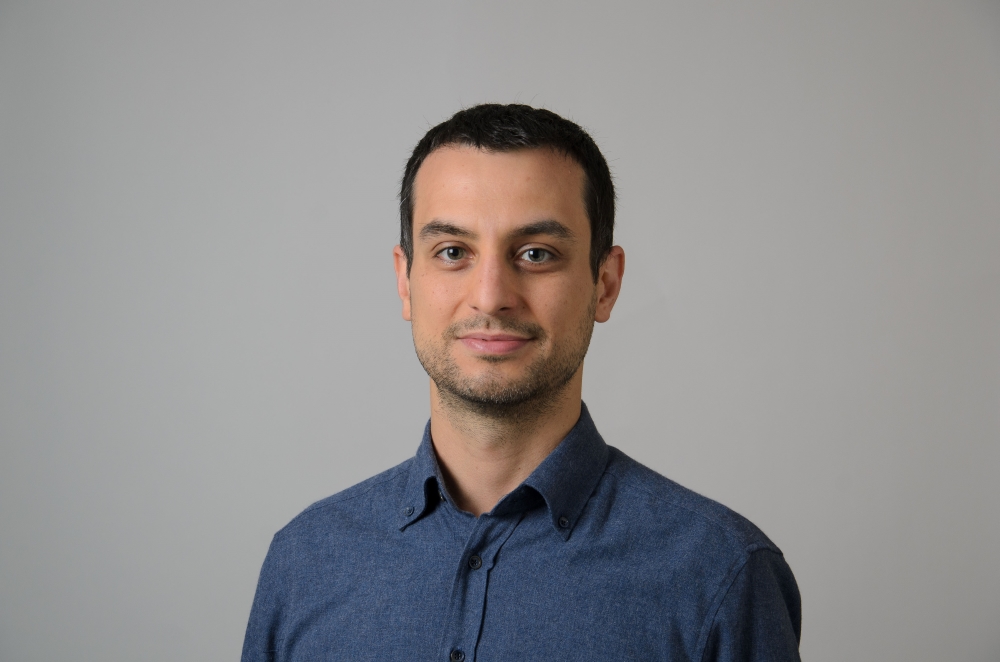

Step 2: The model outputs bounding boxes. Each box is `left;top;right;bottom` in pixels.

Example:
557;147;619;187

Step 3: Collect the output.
1;1;998;660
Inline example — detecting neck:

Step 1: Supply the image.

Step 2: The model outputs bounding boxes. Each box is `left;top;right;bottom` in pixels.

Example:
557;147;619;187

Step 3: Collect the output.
428;369;583;516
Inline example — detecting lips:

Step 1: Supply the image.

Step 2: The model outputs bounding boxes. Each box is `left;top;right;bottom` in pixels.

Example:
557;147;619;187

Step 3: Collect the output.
457;333;533;355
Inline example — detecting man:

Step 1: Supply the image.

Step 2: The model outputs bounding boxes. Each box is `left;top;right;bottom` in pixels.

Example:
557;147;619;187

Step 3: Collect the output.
242;104;801;661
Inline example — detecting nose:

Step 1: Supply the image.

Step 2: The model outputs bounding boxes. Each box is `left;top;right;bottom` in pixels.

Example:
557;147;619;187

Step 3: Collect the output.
467;252;520;316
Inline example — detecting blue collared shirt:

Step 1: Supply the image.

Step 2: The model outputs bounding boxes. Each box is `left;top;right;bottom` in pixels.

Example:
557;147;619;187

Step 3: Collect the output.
242;403;801;661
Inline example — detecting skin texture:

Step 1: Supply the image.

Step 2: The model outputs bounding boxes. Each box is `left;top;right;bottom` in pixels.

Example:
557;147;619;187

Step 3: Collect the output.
393;145;625;515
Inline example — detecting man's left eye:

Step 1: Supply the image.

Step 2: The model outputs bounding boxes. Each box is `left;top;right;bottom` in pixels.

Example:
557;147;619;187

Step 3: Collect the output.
520;248;553;263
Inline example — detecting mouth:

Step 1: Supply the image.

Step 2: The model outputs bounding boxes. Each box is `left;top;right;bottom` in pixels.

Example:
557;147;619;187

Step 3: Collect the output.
456;332;534;355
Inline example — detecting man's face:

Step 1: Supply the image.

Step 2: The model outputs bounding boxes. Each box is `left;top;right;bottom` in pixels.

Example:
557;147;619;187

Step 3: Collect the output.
394;145;621;413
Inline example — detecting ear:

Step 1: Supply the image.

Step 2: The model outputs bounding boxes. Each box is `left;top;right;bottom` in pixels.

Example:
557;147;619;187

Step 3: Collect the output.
393;245;412;321
594;246;625;323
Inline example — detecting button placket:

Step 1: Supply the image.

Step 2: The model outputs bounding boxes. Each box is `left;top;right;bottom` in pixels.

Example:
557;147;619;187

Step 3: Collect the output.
440;512;526;661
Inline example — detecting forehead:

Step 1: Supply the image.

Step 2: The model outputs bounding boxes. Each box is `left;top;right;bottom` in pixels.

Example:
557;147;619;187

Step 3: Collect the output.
411;146;587;229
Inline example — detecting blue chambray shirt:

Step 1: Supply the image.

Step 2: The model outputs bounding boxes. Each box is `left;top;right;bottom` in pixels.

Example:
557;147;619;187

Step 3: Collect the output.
242;403;801;661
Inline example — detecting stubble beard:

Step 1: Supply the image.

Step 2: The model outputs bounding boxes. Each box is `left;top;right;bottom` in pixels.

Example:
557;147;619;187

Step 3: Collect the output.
414;297;597;427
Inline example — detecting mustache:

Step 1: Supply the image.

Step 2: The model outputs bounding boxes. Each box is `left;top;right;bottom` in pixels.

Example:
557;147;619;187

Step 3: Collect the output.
446;316;545;340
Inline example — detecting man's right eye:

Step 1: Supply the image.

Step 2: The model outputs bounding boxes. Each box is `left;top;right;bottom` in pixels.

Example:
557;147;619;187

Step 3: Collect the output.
439;247;466;261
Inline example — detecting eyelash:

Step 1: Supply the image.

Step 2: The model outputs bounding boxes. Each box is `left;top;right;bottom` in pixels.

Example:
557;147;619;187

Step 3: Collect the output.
518;248;553;264
438;246;467;262
434;246;557;266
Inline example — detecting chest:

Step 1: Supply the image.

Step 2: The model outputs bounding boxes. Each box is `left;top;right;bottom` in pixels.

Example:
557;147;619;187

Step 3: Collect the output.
275;510;712;662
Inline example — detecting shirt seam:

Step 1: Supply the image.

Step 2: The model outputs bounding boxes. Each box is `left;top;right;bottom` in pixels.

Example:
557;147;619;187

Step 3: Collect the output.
694;546;781;662
603;461;780;553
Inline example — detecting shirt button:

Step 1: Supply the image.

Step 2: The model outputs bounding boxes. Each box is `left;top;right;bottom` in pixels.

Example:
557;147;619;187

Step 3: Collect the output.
449;649;465;662
558;516;570;528
403;506;414;517
468;554;483;570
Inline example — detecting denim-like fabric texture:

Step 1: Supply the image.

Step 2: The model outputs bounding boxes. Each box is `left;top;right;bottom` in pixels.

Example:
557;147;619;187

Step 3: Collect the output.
242;403;801;661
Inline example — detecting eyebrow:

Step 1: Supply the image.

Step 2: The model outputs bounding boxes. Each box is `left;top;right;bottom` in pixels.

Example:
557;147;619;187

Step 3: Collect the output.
419;220;476;240
508;219;575;241
417;218;576;242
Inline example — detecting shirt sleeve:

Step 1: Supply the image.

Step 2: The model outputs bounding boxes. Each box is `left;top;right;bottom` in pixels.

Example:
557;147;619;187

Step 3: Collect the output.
241;535;284;662
699;547;802;662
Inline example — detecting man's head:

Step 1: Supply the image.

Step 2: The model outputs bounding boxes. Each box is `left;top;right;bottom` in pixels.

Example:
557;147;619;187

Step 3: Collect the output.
399;104;615;281
393;105;624;420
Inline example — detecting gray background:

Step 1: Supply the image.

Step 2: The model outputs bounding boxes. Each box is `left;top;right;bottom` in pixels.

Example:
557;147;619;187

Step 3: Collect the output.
1;1;998;660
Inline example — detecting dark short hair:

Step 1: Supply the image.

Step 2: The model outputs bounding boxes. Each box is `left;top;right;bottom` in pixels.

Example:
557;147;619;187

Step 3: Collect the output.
399;104;615;281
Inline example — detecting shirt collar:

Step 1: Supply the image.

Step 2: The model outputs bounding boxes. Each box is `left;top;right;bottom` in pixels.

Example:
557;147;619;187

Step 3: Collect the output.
398;402;609;541
397;419;442;531
520;402;609;540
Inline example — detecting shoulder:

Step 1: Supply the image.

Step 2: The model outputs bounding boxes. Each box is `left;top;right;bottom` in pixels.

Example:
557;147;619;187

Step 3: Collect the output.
602;446;781;556
270;458;412;548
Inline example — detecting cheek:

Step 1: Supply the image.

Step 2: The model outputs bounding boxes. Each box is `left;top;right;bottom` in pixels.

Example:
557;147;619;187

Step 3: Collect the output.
529;278;594;331
409;275;463;328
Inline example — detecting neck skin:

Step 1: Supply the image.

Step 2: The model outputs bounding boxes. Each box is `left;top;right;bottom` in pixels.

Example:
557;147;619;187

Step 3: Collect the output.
429;367;584;516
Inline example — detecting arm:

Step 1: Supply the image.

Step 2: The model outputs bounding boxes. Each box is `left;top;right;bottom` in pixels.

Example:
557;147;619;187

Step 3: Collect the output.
699;548;802;662
241;537;284;662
